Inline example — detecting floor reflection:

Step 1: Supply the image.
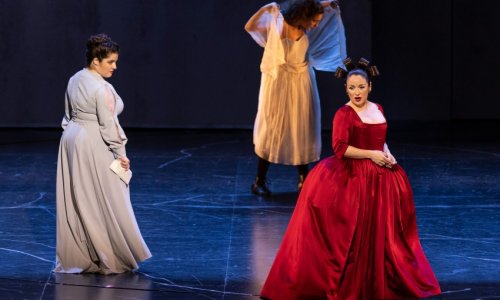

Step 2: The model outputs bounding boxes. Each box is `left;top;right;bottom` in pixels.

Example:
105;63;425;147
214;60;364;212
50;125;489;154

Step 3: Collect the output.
51;272;154;300
0;128;498;299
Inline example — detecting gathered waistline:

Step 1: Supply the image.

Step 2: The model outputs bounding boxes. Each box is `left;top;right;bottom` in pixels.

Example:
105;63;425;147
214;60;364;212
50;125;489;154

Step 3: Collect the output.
279;61;309;74
70;111;98;122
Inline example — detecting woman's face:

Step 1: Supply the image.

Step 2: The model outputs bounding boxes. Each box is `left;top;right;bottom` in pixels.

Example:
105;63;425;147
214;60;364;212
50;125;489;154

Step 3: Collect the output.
302;13;323;29
91;52;119;78
346;74;371;108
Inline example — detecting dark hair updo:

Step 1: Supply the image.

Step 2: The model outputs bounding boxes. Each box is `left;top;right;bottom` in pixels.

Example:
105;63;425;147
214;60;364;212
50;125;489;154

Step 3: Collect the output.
335;57;380;83
85;33;119;66
347;69;370;83
281;0;324;27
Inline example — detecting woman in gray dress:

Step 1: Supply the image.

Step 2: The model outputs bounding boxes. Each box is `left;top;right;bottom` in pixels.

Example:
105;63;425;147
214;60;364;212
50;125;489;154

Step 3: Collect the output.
55;34;151;274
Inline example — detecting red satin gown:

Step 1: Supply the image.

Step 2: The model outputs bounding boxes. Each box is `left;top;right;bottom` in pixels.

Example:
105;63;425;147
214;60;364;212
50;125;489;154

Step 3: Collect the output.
261;105;441;299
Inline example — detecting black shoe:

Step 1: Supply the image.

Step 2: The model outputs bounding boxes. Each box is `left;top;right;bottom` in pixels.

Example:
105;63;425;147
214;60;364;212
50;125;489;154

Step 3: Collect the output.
251;179;271;196
297;174;307;192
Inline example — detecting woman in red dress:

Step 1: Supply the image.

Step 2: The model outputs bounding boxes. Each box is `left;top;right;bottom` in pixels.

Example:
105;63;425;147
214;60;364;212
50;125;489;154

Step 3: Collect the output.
260;59;441;299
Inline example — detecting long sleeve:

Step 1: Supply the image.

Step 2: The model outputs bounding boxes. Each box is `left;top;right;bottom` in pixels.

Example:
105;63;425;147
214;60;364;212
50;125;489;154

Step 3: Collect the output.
245;2;285;79
61;90;71;129
307;5;347;71
332;107;353;159
96;84;127;157
109;85;128;149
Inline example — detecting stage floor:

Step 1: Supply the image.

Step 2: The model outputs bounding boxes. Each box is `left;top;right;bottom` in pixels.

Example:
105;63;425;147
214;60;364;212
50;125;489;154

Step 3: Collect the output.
0;126;498;299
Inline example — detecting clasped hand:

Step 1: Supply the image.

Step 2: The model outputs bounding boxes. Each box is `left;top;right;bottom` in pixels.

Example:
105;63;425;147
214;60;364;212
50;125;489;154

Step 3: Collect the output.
370;150;397;168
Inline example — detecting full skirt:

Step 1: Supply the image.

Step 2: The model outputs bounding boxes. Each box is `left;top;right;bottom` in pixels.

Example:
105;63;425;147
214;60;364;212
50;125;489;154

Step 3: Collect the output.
55;120;151;274
261;157;441;299
253;66;321;165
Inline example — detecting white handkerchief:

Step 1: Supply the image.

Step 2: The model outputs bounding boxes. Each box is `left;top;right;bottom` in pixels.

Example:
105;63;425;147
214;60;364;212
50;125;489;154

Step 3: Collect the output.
109;159;132;185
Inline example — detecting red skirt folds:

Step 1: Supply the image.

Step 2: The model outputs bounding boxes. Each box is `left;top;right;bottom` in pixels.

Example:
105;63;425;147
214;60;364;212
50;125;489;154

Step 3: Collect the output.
260;157;441;299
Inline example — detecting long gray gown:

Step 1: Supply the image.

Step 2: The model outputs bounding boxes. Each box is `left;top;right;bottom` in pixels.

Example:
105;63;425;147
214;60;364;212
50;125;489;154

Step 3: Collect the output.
55;68;151;274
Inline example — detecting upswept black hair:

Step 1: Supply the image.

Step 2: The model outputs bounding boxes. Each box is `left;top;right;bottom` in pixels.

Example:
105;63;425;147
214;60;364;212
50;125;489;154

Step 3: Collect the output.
281;0;324;27
335;57;380;82
85;33;119;66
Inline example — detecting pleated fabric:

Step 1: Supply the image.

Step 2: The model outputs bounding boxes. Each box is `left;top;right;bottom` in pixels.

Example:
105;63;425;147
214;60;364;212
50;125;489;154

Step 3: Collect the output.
261;105;441;299
245;2;346;165
254;47;321;165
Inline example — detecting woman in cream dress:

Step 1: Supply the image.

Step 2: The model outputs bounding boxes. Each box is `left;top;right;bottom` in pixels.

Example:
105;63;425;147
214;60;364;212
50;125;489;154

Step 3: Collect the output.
55;34;151;274
245;0;346;195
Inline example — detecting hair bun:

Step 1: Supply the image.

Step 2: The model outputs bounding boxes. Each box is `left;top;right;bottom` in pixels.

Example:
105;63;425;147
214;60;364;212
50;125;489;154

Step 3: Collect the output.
368;65;380;77
335;67;348;79
335;57;380;80
357;58;370;70
86;34;112;49
343;57;355;71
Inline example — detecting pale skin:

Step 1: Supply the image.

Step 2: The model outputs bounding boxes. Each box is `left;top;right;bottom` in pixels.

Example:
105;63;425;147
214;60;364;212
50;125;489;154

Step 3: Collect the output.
88;53;130;171
343;74;397;168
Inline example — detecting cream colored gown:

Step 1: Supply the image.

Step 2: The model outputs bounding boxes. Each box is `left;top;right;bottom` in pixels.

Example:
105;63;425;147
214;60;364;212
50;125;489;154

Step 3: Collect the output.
246;2;346;165
55;68;151;274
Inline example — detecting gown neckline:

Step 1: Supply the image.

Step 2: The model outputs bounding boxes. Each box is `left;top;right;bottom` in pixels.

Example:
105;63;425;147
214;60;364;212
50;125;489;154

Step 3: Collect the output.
345;104;387;125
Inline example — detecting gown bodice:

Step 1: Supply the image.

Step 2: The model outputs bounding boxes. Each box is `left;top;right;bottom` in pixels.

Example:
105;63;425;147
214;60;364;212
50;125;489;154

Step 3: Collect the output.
348;111;387;152
68;69;124;119
281;36;308;63
333;105;387;158
279;36;309;73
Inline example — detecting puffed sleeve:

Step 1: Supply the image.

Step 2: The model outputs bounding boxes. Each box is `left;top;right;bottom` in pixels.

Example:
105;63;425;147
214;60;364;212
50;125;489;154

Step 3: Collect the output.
245;2;280;47
332;106;353;159
245;2;285;79
307;5;347;71
95;84;127;157
375;102;385;116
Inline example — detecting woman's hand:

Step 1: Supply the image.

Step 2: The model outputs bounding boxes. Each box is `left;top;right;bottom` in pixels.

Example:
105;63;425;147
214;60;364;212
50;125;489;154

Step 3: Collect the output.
383;143;397;168
330;0;340;9
369;150;393;168
321;0;339;9
119;156;130;171
385;152;397;166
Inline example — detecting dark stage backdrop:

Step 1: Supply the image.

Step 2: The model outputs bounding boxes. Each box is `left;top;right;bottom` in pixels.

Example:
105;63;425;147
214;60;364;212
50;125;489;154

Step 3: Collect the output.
0;0;497;128
372;0;500;121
